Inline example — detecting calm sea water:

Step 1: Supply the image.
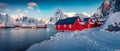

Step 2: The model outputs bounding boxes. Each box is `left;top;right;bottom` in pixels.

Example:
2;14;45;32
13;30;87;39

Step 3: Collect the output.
0;28;57;51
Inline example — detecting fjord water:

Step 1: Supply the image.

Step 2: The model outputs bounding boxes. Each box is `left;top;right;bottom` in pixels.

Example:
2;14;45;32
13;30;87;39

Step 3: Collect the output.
0;28;57;51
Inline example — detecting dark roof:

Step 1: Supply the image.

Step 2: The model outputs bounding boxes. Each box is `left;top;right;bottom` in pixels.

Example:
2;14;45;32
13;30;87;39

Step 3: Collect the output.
55;16;79;24
83;18;89;22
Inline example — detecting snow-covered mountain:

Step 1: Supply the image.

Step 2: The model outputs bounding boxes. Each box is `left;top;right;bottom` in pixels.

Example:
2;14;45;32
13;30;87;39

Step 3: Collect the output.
15;16;46;26
92;0;120;31
49;9;68;24
103;0;120;31
92;0;110;18
0;12;14;27
93;0;120;18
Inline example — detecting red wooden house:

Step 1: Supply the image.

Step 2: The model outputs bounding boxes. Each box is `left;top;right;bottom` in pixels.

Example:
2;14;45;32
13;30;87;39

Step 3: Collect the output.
83;18;94;28
55;16;84;30
94;18;104;27
55;16;103;31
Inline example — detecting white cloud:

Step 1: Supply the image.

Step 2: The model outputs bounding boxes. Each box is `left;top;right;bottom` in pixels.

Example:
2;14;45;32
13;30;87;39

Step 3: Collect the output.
27;2;37;10
81;12;91;17
64;12;77;17
64;12;91;18
27;2;41;14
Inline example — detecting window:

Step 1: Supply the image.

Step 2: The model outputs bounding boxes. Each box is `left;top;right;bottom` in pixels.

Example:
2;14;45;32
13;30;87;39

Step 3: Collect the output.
58;25;60;28
69;24;72;28
64;24;66;28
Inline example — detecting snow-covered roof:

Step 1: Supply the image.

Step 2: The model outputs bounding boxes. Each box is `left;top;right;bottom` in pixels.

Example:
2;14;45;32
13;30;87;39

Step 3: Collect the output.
92;19;96;22
55;16;79;24
79;22;85;25
89;22;94;24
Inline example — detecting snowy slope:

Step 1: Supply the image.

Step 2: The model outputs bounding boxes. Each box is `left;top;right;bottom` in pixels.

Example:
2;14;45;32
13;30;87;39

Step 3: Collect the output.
103;12;120;28
92;0;120;30
27;28;120;51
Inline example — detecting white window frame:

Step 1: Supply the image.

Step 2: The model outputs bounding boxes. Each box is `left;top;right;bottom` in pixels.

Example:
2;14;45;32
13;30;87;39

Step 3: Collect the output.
69;24;72;28
58;25;60;28
64;24;66;28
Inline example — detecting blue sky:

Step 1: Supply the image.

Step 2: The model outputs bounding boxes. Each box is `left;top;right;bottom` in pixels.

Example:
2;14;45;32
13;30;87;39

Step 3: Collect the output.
0;0;103;20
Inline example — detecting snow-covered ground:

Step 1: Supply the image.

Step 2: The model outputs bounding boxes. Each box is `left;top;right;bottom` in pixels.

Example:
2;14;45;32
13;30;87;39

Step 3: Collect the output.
103;12;120;29
27;28;120;51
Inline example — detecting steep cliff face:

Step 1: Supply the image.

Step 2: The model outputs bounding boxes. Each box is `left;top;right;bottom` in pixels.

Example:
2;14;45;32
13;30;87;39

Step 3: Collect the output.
93;0;120;18
93;0;110;18
93;0;120;31
92;0;120;31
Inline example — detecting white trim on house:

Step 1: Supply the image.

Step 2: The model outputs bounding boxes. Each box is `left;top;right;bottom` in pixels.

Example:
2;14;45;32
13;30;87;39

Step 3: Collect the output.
89;22;94;24
79;22;85;25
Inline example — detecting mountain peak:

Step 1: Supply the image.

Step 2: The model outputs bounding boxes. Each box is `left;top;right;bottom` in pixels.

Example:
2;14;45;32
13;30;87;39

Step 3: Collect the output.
55;9;63;15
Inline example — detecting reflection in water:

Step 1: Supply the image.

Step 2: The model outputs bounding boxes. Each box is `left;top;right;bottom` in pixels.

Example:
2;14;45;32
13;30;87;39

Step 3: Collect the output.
0;28;57;51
